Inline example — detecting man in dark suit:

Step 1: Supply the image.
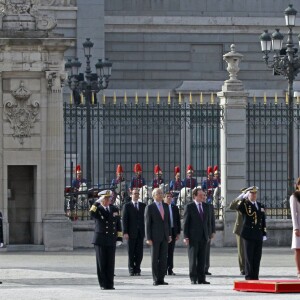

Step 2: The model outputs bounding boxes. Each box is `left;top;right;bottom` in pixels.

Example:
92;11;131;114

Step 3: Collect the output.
90;190;123;290
164;192;181;275
237;186;267;280
122;188;146;276
145;187;172;286
183;187;210;284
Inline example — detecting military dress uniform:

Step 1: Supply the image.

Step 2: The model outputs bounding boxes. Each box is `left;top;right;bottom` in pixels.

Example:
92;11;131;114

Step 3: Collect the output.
90;191;122;290
229;190;246;275
237;186;267;280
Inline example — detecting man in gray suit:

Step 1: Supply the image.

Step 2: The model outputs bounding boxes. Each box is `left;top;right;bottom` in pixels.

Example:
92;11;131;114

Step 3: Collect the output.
229;188;246;275
183;188;210;284
145;188;172;286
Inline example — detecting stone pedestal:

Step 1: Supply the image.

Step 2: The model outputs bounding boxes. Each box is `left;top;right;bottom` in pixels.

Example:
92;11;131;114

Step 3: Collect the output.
217;45;248;246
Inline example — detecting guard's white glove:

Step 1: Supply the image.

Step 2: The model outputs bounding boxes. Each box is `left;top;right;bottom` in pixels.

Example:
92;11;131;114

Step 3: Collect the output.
243;191;250;199
263;236;267;241
0;243;3;248
116;241;122;247
237;193;245;200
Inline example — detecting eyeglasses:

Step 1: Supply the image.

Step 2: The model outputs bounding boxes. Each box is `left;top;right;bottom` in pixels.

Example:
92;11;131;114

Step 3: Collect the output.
133;193;139;195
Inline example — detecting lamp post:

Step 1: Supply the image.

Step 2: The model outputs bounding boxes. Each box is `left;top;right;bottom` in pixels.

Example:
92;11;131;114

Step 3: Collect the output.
259;4;300;198
65;38;112;188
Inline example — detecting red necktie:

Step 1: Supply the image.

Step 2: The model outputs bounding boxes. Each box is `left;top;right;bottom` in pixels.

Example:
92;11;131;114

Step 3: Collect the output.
159;203;164;220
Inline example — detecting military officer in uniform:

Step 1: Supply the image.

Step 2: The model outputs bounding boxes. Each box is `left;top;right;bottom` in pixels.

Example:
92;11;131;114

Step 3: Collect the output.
90;190;123;290
229;187;247;275
151;165;164;189
130;163;146;192
237;186;267;280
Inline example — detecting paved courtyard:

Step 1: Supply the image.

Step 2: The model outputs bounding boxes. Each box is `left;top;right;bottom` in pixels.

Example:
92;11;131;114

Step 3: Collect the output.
0;247;299;299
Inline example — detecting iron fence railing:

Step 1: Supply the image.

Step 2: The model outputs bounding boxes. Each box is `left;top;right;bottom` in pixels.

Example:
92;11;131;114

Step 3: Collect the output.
247;102;300;219
64;99;223;220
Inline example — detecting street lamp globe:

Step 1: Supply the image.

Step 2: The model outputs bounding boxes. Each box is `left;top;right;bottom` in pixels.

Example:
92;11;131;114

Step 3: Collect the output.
260;30;272;52
71;58;81;76
284;4;297;27
271;29;284;51
83;38;94;57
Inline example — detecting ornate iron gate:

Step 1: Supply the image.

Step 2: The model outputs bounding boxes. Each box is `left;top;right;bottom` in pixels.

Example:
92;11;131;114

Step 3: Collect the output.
64;97;223;220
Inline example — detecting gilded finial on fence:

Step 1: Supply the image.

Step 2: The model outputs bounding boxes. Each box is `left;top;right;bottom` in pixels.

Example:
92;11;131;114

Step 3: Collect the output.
146;92;149;105
102;94;106;104
200;92;203;104
168;92;171;105
179;92;182;104
263;92;267;105
274;93;278;105
135;92;138;105
124;92;127;105
92;92;95;105
253;95;256;104
210;93;214;104
70;91;73;105
113;92;117;105
157;91;160;104
80;93;84;105
189;92;193;104
286;92;289;104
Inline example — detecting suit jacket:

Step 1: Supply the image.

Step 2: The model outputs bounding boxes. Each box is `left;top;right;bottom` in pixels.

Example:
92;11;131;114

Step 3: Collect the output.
207;203;216;236
170;204;181;237
145;202;171;242
237;199;267;241
229;197;243;236
122;201;146;239
90;203;122;246
183;201;210;243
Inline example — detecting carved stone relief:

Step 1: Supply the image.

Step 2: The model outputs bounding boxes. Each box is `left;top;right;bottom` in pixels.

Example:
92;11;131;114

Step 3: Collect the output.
4;81;40;145
46;71;67;92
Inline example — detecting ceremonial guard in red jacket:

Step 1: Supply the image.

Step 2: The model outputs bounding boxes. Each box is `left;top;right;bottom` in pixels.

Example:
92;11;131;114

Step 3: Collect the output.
169;166;184;205
71;165;87;191
213;165;221;185
110;165;129;204
183;165;197;189
151;165;164;189
130;163;146;191
201;166;218;204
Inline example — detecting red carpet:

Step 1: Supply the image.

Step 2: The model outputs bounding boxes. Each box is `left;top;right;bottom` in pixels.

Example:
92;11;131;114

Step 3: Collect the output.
234;280;300;293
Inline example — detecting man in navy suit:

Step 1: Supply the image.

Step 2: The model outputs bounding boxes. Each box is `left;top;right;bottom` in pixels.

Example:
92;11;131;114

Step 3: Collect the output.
122;188;146;276
183;187;210;284
164;192;181;275
145;188;172;286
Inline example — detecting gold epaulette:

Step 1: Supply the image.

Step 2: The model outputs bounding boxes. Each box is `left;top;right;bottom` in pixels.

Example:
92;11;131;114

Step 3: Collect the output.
117;231;123;238
90;205;97;213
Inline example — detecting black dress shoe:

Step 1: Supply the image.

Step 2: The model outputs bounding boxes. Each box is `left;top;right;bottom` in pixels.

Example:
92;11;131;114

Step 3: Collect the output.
168;271;176;275
135;272;141;276
199;280;210;284
153;281;159;286
129;273;135;276
107;287;115;290
205;271;212;275
191;280;197;284
159;281;168;285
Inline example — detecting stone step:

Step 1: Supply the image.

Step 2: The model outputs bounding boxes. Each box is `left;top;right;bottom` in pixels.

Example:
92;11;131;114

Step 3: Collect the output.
5;244;45;252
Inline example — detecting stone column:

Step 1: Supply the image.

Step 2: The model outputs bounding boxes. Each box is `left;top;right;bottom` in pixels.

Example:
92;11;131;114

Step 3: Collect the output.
43;61;73;251
217;45;248;246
